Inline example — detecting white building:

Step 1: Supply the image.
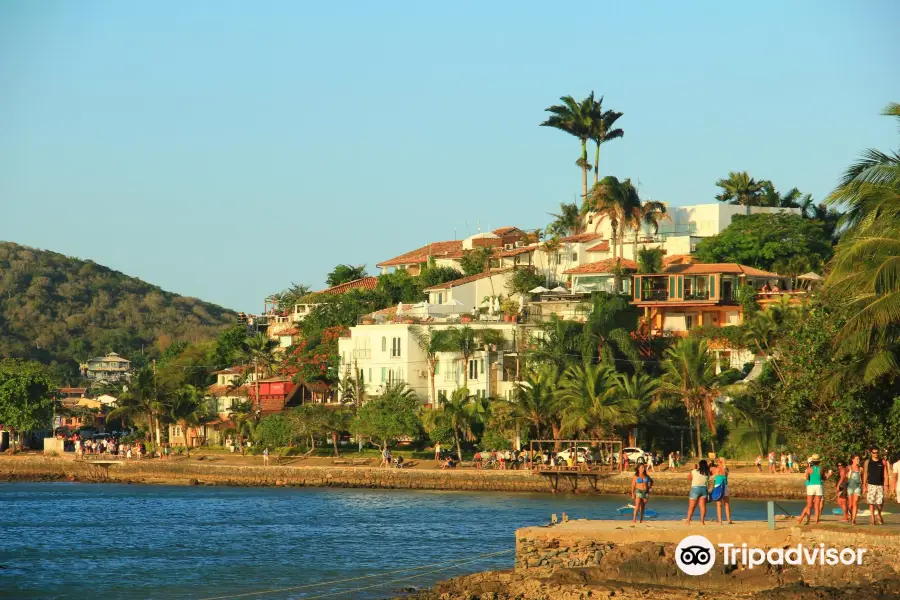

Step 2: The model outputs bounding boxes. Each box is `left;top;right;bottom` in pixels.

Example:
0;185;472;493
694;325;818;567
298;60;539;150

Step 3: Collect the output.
424;269;516;315
338;320;527;406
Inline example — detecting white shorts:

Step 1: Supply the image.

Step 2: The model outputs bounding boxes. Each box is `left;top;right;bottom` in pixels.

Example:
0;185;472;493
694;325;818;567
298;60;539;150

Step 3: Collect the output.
806;484;824;497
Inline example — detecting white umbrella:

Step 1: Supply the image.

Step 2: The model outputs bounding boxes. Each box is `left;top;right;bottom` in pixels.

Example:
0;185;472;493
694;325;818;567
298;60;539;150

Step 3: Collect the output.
528;286;549;294
797;272;823;281
493;297;501;313
551;286;568;293
396;302;404;316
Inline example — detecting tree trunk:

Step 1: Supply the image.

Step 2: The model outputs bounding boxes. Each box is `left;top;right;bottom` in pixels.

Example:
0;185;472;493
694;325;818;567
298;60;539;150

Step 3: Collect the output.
9;428;17;453
594;142;600;186
461;355;469;389
184;425;191;458
695;414;703;459
580;140;588;201
430;362;437;407
332;432;339;457
455;430;463;464
611;224;620;292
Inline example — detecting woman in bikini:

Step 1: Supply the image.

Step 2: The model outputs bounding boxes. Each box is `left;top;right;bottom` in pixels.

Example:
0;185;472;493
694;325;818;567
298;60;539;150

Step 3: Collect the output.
712;457;733;524
630;463;651;524
846;454;863;525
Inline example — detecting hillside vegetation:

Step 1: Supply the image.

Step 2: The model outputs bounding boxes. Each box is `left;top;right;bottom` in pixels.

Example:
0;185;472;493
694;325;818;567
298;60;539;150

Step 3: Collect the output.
0;241;237;379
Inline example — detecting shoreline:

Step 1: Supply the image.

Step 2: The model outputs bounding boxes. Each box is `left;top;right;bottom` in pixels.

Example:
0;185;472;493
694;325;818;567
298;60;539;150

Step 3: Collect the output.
0;455;819;499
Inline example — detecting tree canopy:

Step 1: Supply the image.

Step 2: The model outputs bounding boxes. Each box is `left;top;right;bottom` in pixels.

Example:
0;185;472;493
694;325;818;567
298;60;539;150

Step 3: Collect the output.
693;213;832;272
0;359;59;450
325;264;368;287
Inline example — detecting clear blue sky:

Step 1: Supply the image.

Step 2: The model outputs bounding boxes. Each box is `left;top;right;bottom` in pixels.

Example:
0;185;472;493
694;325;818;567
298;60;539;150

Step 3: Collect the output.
2;1;898;312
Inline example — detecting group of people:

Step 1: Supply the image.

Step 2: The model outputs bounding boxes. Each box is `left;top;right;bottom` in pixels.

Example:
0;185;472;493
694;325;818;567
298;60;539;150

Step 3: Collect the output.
800;447;899;526
680;457;733;525
69;434;173;460
756;450;802;473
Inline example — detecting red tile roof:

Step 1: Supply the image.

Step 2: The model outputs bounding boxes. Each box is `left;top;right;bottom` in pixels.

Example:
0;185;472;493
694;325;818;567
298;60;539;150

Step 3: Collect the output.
662;263;780;277
662;254;693;267
376;241;463;268
564;259;638;275
318;276;379;295
559;232;603;244
206;384;249;397
585;240;610;253
277;328;300;336
213;365;249;375
59;387;87;394
496;246;535;257
492;226;524;236
423;269;512;291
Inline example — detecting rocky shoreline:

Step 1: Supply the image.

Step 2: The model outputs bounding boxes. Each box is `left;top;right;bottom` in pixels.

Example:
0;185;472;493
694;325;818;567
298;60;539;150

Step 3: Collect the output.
0;456;815;499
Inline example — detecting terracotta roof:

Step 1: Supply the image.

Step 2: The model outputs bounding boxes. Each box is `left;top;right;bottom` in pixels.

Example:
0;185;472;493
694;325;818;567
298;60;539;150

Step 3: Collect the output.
558;233;603;244
360;305;399;321
376;241;463;268
564;258;638;275
318;276;379;295
59;387;87;394
662;254;693;267
585;240;610;253
496;246;535;257
277;328;300;336
206;384;249;397
662;263;780;277
492;226;523;236
423;269;512;291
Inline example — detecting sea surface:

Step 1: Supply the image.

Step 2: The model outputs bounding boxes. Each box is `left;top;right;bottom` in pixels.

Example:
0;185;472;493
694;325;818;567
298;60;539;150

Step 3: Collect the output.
0;483;801;600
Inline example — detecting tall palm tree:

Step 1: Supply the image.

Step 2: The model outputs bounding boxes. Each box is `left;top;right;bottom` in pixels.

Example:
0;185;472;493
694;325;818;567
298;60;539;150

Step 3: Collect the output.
227;399;256;455
588;96;624;185
541;93;595;201
547;202;583;236
658;338;719;458
715;171;766;207
436;387;485;461
167;385;215;458
586;176;640;290
579;293;639;366
531;315;583;375
515;366;562;441
241;333;278;412
824;102;900;383
636;246;665;274
410;326;453;406
106;367;163;446
557;362;628;438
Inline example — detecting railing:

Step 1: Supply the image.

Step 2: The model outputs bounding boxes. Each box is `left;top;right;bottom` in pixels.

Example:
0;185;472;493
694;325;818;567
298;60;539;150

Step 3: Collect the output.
640;289;668;301
684;290;710;301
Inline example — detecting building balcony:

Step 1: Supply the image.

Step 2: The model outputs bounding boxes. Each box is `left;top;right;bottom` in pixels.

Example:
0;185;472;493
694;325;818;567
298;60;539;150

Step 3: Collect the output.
683;290;710;301
640;289;668;302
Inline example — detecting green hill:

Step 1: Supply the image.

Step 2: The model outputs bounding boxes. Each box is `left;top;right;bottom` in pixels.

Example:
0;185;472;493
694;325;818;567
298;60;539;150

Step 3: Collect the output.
0;241;237;380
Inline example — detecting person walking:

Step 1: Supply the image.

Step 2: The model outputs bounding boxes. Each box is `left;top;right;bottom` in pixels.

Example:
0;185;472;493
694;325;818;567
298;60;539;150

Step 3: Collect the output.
780;452;787;474
381;447;391;468
755;454;762;472
263;447;270;466
630;463;652;525
434;442;441;463
686;460;711;525
862;446;892;525
669;452;676;471
712;457;733;525
847;454;863;524
797;455;831;525
835;461;848;521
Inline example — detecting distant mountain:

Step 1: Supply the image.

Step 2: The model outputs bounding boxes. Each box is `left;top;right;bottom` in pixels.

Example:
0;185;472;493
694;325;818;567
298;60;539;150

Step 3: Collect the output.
0;241;237;379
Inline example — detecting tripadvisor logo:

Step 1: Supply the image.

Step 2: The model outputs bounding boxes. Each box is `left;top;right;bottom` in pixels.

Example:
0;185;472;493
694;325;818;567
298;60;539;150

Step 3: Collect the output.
675;535;868;576
675;535;716;576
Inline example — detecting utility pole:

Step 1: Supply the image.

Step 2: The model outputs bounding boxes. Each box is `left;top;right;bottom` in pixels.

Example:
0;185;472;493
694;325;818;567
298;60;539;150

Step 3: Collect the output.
152;359;160;450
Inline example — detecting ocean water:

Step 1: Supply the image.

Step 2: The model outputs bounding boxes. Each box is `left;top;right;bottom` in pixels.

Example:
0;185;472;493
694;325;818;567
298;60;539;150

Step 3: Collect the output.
0;483;800;600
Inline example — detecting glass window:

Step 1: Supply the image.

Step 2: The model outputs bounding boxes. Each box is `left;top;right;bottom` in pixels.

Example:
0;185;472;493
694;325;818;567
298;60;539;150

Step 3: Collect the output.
381;367;386;382
381;337;387;352
434;360;440;375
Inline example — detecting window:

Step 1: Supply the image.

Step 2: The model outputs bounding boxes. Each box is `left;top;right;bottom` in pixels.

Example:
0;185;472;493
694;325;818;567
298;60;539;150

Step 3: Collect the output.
391;337;401;357
434;360;440;375
571;252;577;262
437;293;443;304
438;390;448;404
368;368;372;382
381;367;386;382
684;315;694;330
469;359;479;380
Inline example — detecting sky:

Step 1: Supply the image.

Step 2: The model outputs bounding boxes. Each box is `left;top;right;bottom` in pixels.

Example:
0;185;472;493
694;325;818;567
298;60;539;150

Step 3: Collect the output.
1;1;898;312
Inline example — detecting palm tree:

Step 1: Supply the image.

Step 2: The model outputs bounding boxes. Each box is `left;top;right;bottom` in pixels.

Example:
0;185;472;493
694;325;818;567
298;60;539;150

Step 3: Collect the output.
613;371;661;446
444;326;501;389
761;181;804;209
586;176;640;290
106;367;162;446
167;385;215;458
628;200;668;260
636;246;665;274
588;97;624;185
579;293;640;366
515;366;562;440
658;338;719;458
227;399;256;455
541;93;595;201
557;362;628;438
547;202;583;236
410;326;453;406
715;171;766;207
824;102;900;383
436;387;485;461
531;315;583;375
241;333;278;412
